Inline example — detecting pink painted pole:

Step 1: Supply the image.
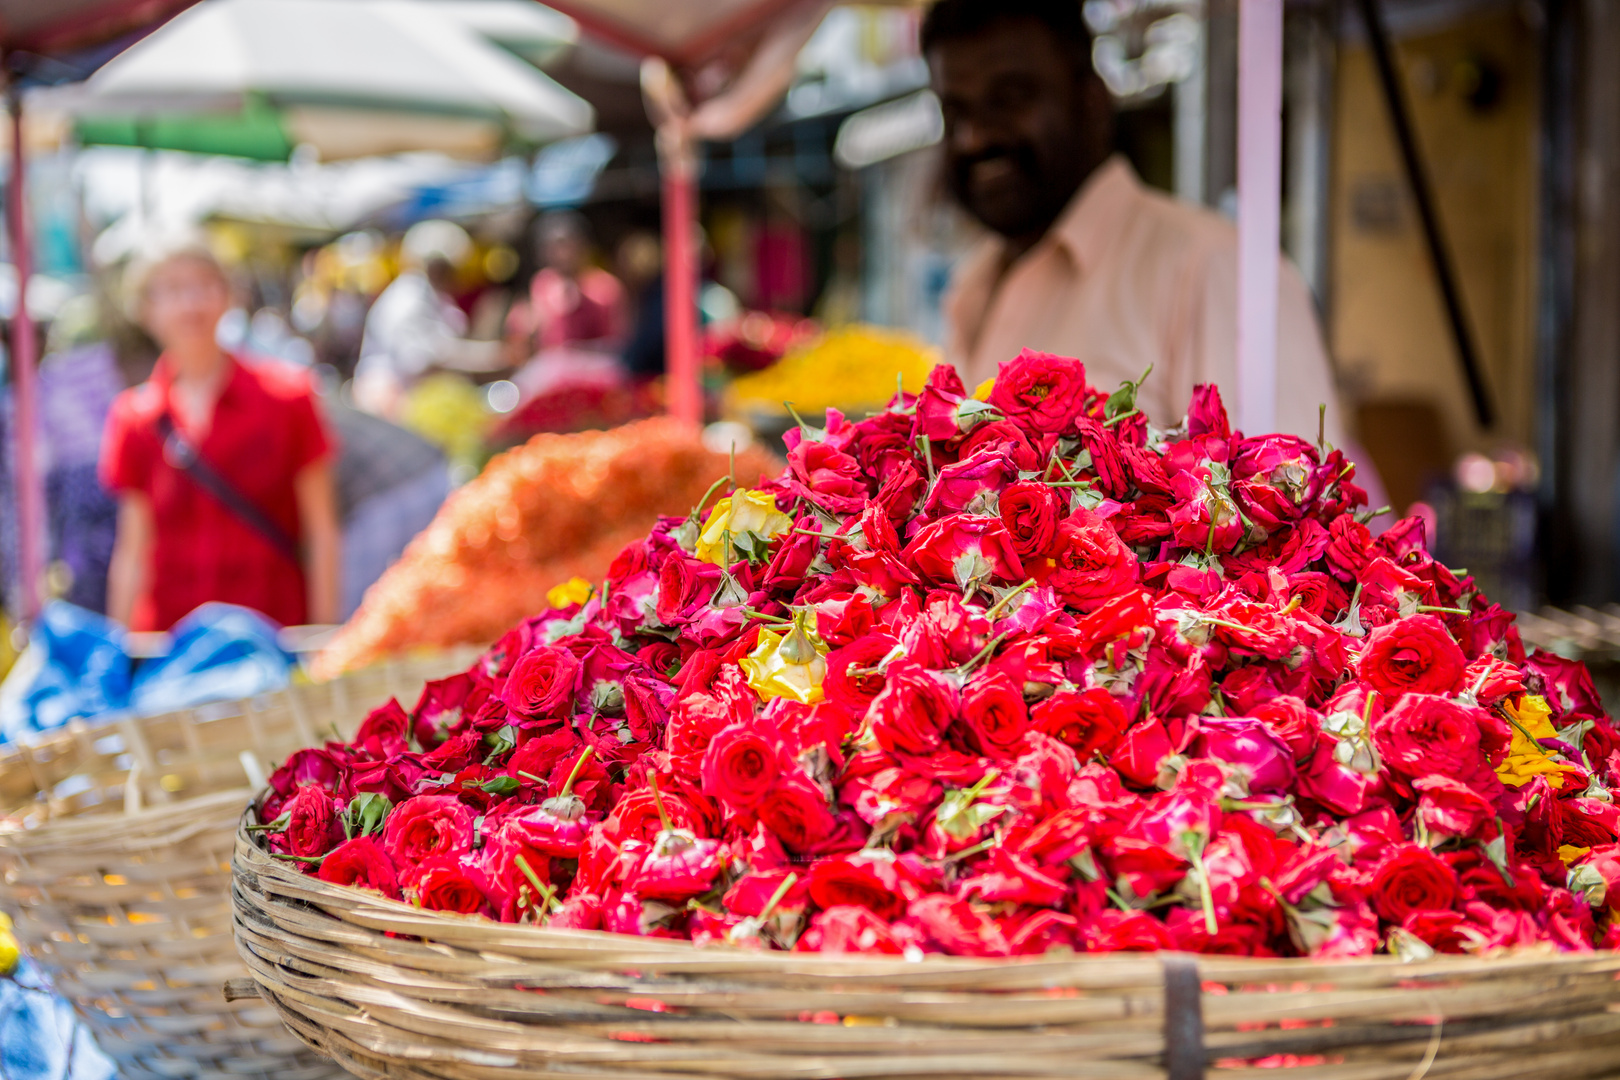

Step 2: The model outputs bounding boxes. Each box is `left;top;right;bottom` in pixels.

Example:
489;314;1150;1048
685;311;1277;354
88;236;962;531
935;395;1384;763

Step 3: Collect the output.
659;133;702;426
7;89;42;621
1236;0;1282;436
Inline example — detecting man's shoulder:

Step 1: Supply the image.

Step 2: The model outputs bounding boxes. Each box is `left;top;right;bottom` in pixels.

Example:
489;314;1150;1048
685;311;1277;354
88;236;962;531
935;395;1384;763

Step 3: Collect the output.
1123;184;1237;264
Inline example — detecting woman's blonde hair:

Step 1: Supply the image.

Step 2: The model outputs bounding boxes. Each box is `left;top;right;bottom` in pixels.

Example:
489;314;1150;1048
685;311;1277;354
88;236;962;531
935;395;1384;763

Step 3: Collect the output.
122;232;230;321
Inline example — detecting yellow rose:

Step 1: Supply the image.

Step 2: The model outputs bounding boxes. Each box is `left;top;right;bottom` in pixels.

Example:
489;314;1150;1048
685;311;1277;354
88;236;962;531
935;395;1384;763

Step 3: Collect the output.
740;621;827;705
546;576;593;609
695;489;793;565
1497;694;1580;790
972;377;996;401
1559;844;1592;865
0;911;18;975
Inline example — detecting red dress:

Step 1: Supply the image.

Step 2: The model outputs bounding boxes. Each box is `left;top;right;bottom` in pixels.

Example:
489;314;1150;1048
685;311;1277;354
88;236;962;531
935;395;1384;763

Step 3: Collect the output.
99;354;332;631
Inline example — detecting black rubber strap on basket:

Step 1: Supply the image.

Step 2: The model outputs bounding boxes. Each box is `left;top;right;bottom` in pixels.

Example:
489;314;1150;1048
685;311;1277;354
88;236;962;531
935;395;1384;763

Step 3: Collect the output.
1163;953;1205;1080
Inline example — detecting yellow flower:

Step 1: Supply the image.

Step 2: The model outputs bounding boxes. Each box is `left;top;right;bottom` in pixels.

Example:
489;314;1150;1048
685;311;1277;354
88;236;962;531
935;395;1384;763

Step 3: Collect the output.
695;489;793;565
1497;694;1580;789
724;325;936;415
972;377;995;401
1560;844;1592;865
740;621;827;705
546;576;593;609
0;911;18;975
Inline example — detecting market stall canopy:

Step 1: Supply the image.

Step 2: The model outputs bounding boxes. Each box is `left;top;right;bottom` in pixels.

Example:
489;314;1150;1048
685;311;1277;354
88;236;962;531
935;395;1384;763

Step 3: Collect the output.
64;0;594;161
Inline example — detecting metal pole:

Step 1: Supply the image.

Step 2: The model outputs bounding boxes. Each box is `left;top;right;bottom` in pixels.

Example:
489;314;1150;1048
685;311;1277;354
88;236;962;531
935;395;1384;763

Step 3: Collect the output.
1354;0;1495;429
1236;0;1283;435
658;129;702;427
5;80;42;621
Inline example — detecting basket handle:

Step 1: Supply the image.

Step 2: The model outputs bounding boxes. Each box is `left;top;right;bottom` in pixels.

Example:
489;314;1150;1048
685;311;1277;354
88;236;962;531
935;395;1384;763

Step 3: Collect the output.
239;751;268;792
124;763;143;816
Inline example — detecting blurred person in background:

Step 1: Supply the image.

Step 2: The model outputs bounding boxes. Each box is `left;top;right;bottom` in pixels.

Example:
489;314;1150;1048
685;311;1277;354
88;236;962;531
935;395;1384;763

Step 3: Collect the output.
354;219;502;418
507;210;625;358
923;0;1349;449
33;291;159;613
101;238;341;631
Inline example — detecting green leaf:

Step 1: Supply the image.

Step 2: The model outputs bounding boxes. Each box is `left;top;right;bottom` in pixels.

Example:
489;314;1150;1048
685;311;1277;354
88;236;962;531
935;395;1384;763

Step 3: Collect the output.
478;775;521;796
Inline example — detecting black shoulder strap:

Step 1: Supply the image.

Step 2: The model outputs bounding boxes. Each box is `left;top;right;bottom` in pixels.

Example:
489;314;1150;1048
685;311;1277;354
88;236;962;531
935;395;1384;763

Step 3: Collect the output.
155;412;302;565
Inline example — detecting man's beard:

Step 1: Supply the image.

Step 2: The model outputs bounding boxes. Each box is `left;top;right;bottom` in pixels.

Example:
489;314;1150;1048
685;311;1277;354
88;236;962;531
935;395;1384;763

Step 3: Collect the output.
948;143;1077;241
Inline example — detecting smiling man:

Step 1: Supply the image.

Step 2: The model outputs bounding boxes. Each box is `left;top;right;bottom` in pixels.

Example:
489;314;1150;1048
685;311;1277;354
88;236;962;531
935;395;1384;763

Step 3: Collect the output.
925;0;1348;447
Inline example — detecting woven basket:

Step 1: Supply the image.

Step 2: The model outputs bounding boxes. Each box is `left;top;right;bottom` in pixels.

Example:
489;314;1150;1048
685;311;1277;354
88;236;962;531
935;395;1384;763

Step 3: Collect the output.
0;649;478;1080
231;827;1620;1080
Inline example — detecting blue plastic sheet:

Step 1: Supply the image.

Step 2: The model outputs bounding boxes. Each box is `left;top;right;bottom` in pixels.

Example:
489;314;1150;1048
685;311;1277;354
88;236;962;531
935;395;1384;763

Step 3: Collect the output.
0;604;130;743
0;601;296;743
0;959;117;1080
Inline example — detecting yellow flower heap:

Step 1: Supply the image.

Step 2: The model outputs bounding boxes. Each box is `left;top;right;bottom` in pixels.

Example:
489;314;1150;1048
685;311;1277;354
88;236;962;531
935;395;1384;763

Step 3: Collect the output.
725;325;937;417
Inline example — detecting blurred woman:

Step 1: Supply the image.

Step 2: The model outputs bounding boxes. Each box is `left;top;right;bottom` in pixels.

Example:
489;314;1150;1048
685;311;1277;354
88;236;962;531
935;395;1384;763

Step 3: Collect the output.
101;238;341;631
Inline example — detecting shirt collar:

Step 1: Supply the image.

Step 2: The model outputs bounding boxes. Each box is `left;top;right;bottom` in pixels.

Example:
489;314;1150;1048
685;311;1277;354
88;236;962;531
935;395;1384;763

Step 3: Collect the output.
1043;154;1143;276
150;351;245;406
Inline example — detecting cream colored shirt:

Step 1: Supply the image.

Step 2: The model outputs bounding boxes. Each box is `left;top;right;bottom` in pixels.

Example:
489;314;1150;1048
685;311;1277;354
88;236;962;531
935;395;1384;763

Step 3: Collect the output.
945;156;1346;446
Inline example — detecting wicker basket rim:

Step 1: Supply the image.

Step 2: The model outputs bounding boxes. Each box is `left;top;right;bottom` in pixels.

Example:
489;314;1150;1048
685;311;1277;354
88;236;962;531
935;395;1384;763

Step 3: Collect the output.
1;784;252;835
235;807;1613;980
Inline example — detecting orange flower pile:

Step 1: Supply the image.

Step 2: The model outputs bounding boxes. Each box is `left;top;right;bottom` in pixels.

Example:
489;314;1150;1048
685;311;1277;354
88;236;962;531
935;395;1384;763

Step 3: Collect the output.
314;419;779;677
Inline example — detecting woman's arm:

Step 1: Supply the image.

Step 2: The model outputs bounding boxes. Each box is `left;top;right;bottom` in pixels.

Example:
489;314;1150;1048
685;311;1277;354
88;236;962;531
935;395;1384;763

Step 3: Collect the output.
106;493;154;626
294;460;342;625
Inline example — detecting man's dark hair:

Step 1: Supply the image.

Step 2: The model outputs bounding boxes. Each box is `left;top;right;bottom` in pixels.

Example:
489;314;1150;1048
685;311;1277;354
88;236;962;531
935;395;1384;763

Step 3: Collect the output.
919;0;1095;73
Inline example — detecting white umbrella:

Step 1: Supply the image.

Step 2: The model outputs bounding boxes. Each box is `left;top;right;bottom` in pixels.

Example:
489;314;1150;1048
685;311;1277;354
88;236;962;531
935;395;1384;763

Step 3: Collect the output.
69;0;594;161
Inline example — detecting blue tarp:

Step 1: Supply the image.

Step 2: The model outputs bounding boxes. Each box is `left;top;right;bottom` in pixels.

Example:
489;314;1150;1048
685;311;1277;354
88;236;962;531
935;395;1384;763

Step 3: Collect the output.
0;601;296;743
0;960;117;1080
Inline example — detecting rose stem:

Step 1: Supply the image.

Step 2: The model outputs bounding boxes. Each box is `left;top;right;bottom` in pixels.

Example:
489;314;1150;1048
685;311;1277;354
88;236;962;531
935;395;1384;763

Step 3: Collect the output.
757;872;799;921
558;745;595;799
984;579;1036;620
648;772;674;832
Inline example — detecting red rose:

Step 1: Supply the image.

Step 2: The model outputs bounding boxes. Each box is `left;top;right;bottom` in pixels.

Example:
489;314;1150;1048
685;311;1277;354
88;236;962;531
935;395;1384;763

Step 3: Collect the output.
956;671;1030;756
403;855;494;917
1359;615;1467;699
633;832;726;901
1112;718;1174;787
282;785;341;858
756;777;838;852
1400;909;1472;953
352;699;409;760
924;448;1015;518
1371;694;1489;781
905;893;1010;957
998;481;1060;559
807;856;907;920
824;634;898;713
411;672;484;750
315;836;400;899
1368;844;1461;924
1077;418;1130;496
1032;511;1136;612
796;905;907;954
700;723;783;810
1414;775;1496;839
986;350;1087;435
1031;687;1126;763
381;794;476;866
501;645;580;719
902;513;1025;588
657;555;721;625
477;828;556;921
867;662;957;757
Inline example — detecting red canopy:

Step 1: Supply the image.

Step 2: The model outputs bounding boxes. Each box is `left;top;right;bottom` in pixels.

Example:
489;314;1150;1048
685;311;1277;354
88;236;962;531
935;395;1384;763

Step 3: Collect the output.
0;0;197;52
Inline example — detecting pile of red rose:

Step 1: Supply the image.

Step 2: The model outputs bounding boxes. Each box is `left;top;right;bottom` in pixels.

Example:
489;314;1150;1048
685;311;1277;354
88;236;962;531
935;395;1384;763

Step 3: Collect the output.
258;352;1620;958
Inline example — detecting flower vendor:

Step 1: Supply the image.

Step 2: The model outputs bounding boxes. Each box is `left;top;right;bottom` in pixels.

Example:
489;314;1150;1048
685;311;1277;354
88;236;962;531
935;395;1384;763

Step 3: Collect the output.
925;0;1347;450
